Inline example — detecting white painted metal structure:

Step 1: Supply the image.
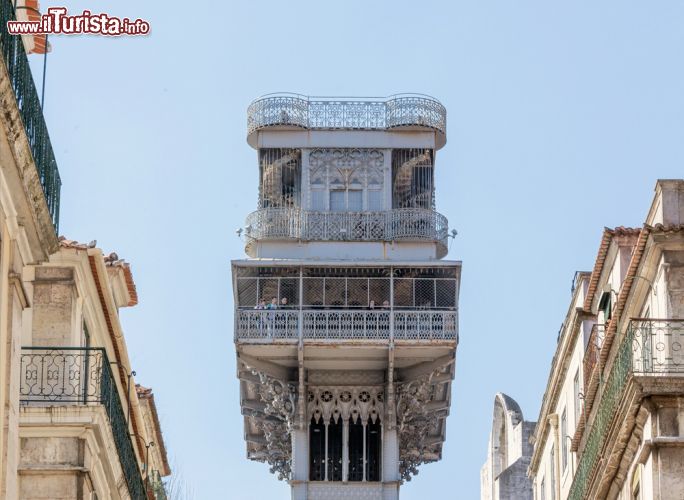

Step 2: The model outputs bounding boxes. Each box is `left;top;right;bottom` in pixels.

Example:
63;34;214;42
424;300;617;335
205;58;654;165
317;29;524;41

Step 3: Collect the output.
233;94;460;500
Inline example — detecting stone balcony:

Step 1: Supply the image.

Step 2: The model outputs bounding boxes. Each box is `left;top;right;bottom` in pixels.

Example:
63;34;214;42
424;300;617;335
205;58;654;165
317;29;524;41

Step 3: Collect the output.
244;208;449;258
246;93;447;149
19;347;146;499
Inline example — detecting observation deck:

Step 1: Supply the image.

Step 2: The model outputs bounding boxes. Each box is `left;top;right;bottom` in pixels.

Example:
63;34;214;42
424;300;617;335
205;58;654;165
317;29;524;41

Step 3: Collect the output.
247;94;447;149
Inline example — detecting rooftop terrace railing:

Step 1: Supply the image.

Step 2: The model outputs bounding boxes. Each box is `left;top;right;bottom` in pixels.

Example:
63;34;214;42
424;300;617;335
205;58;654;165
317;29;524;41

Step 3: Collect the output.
569;319;684;500
0;0;61;231
247;94;446;147
20;347;146;500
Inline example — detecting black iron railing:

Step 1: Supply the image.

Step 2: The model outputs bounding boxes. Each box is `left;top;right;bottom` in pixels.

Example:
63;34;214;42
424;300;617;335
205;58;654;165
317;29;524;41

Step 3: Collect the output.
0;0;61;231
631;318;684;373
20;347;145;500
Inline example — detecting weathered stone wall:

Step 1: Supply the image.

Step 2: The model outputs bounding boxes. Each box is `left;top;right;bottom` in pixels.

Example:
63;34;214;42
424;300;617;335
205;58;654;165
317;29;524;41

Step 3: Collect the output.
31;267;76;346
18;436;91;500
481;394;535;500
495;457;533;500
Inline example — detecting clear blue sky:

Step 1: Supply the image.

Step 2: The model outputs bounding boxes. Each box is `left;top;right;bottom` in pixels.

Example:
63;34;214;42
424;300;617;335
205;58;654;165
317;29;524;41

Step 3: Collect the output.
34;1;684;498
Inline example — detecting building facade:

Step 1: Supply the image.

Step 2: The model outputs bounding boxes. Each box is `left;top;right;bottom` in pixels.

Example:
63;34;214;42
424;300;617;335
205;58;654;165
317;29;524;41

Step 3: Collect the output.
481;393;535;500
233;94;460;500
529;180;684;500
0;3;170;498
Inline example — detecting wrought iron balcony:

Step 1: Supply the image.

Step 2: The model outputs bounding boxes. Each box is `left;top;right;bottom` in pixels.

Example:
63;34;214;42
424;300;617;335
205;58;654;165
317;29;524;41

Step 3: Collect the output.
20;347;145;500
244;208;449;258
582;324;604;394
247;94;447;148
569;318;684;500
234;309;457;342
0;0;61;231
630;318;684;374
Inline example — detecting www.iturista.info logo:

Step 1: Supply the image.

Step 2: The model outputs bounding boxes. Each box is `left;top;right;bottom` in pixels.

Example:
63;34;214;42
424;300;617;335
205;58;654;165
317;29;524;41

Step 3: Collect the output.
7;7;150;36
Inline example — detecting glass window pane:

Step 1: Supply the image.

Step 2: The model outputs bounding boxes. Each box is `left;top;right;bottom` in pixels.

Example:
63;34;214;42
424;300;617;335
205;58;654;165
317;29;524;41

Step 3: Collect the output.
348;419;364;481
348;190;363;211
309;418;325;481
327;419;343;481
366;421;382;481
311;190;326;211
368;190;384;211
330;190;345;211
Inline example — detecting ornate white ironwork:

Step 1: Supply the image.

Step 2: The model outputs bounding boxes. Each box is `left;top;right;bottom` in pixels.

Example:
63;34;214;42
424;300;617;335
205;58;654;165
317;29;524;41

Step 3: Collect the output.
250;371;297;481
235;310;457;342
396;368;444;481
247;94;446;139
235;310;299;340
244;208;449;257
309;149;385;210
307;483;383;500
303;311;391;340
308;386;384;425
394;311;457;341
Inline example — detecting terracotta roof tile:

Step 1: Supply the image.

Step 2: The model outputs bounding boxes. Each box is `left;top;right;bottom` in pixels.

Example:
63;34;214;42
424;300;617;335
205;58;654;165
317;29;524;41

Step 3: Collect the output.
59;238;139;307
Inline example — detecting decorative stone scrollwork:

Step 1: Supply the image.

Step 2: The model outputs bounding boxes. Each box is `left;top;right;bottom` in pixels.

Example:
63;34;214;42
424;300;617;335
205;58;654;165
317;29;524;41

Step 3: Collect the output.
251;371;298;481
308;386;384;425
396;370;442;481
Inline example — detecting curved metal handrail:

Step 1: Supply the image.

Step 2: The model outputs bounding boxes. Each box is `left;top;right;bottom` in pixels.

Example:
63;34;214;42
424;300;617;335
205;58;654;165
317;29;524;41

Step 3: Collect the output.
244;208;449;258
247;94;446;148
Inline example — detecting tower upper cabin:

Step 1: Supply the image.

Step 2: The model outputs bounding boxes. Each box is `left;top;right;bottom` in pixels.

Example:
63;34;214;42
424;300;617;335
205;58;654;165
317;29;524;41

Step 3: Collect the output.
243;93;450;261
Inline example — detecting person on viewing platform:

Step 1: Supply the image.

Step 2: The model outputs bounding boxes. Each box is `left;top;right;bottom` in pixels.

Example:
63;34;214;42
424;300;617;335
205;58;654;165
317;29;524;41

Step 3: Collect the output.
254;298;266;310
267;297;278;309
281;297;289;308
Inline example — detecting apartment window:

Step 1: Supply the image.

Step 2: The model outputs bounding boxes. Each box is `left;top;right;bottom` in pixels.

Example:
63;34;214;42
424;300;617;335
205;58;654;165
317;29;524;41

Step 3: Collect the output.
561;409;568;471
549;446;556;500
573;369;581;427
599;291;612;322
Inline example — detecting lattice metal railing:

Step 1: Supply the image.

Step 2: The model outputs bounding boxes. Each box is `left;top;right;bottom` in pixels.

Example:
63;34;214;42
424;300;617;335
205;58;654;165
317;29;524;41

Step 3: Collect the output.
20;347;146;500
236;310;299;340
247;94;446;138
0;0;61;231
235;310;457;342
394;311;457;340
582;324;604;394
244;208;449;256
568;318;684;500
303;310;391;340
